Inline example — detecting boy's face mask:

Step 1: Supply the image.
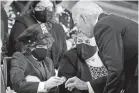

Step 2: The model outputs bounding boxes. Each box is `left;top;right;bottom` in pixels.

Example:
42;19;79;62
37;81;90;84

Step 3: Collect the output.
31;33;54;61
31;47;47;61
30;29;54;61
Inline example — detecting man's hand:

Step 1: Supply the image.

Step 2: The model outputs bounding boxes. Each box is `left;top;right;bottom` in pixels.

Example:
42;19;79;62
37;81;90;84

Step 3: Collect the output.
65;76;88;91
44;76;64;90
25;75;41;82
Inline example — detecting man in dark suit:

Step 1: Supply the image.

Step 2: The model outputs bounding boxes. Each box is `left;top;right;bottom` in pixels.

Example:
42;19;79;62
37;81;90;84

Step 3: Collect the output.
65;1;138;93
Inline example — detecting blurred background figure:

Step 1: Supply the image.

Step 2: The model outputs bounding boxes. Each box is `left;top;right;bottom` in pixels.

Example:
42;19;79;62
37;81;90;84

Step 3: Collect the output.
55;0;74;33
54;0;76;51
2;0;16;35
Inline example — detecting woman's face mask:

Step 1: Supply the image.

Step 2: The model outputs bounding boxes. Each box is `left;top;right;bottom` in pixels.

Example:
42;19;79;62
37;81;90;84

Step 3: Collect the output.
76;43;97;60
75;33;97;60
34;5;55;23
34;9;47;23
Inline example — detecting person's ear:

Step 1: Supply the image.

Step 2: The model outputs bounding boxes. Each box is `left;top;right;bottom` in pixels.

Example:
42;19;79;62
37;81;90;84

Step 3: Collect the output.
80;14;87;23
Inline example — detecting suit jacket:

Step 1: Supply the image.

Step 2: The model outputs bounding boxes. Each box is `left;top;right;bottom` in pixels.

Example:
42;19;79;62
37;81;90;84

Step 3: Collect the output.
58;48;107;93
8;13;67;68
10;52;58;93
94;13;138;93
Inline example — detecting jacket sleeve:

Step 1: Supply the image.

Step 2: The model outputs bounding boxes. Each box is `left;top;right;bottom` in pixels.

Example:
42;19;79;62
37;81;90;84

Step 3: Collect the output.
58;55;76;79
58;54;83;93
10;58;39;93
94;24;124;93
89;76;107;93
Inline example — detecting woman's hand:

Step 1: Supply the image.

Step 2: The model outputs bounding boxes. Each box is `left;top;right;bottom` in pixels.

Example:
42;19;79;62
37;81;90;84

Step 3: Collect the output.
65;76;88;91
44;76;64;90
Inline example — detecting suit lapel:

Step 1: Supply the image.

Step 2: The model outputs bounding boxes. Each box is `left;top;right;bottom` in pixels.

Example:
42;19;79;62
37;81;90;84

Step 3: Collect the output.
26;55;46;80
43;57;54;79
42;61;51;80
78;59;92;81
83;62;92;81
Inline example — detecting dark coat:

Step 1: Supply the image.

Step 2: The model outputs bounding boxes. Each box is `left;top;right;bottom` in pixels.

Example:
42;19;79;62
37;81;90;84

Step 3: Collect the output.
1;6;8;62
8;14;67;68
94;13;138;93
7;14;38;56
58;48;107;93
10;52;58;93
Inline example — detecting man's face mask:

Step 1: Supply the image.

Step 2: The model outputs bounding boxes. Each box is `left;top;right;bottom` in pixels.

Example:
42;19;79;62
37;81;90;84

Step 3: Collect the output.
34;5;54;23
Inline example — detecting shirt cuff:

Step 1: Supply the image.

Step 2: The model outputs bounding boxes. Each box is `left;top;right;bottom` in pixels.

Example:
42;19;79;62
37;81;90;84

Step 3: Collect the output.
87;82;95;93
37;82;47;93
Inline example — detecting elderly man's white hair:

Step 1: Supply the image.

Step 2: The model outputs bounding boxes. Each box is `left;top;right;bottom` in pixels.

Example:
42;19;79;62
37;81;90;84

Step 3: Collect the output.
72;1;103;24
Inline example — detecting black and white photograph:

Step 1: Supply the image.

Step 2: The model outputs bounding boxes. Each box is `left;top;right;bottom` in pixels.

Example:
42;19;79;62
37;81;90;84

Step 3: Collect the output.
0;0;138;93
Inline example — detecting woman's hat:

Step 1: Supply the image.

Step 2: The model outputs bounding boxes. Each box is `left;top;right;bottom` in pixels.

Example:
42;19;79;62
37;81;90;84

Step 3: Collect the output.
17;23;55;47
